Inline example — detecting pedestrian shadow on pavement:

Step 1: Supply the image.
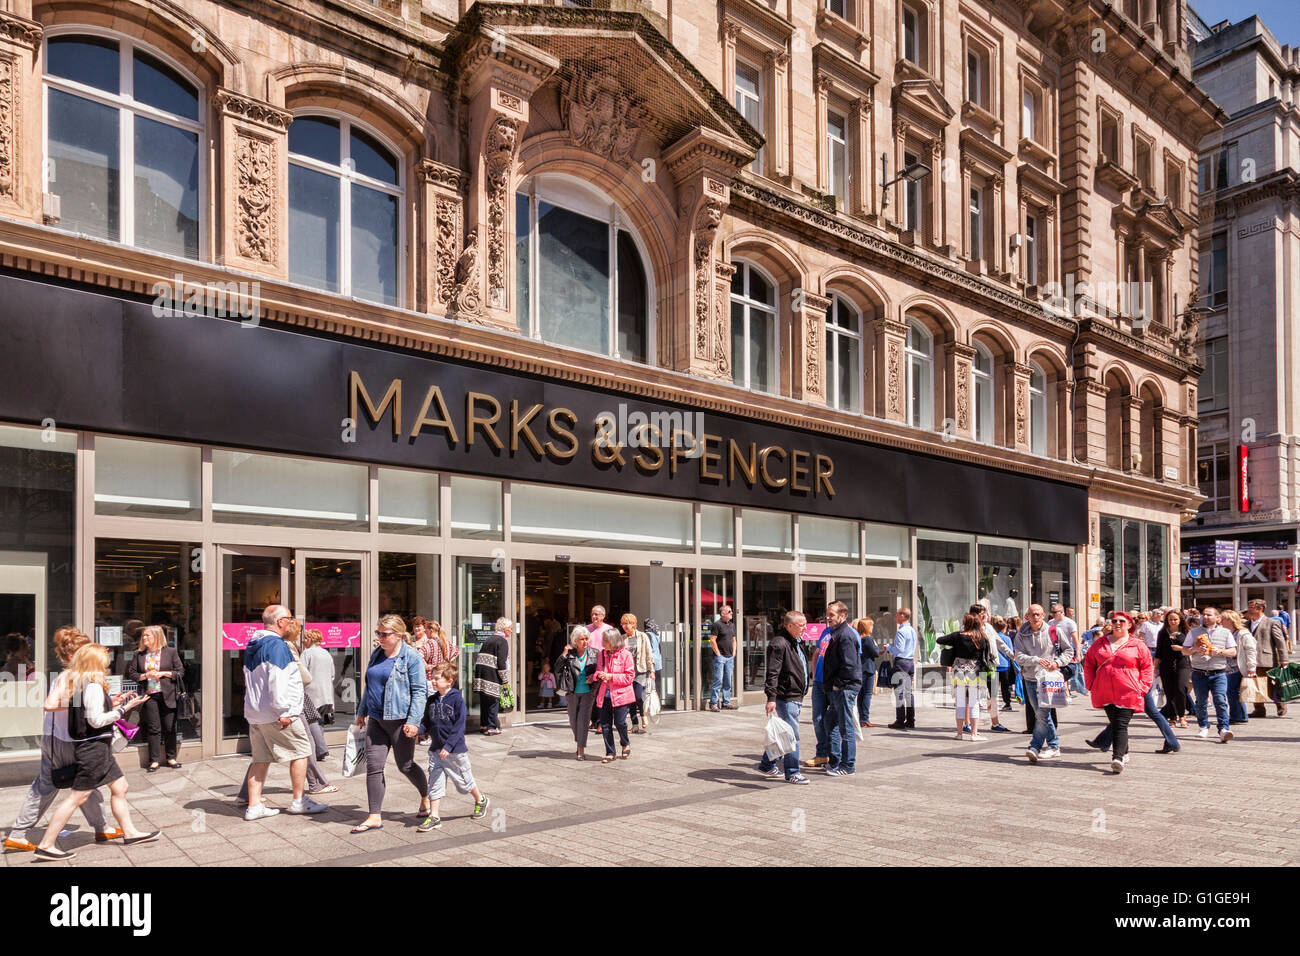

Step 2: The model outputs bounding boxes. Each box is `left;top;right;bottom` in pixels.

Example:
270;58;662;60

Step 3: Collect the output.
182;793;352;820
685;766;767;790
930;749;1117;773
506;749;586;760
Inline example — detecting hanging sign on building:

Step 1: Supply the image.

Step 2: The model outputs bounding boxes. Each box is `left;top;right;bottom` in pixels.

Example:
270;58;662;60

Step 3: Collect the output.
1239;445;1250;512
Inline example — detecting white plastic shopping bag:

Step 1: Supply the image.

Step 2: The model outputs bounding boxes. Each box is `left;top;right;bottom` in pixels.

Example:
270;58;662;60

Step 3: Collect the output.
646;683;662;719
1037;669;1071;708
341;723;367;778
764;714;797;761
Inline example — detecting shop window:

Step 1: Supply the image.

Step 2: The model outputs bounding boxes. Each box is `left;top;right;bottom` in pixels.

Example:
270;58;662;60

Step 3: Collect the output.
1145;524;1167;608
826;294;862;412
799;515;860;563
742;572;794;693
378;467;439;534
973;342;994;445
1099;513;1166;612
450;476;502;540
1099;514;1119;612
916;534;971;659
1029;545;1073;612
735;59;763;174
905;319;933;430
212;449;368;531
0;424;77;755
1199;232;1228;308
1028;361;1047;456
289;115;402;306
94;539;202;745
94;436;201;520
701;504;735;556
1197;442;1230;513
515;174;651;363
510;483;693;551
978;542;1025;618
378;552;440;635
730;260;778;393
865;523;910;567
826;109;848;208
1197;336;1228;413
741;508;792;556
44;33;202;258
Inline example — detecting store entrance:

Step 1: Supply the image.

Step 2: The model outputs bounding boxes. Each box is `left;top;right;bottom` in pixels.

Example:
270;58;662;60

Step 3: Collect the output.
519;561;630;714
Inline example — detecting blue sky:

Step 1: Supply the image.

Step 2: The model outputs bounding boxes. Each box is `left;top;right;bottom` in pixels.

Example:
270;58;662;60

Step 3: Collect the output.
1191;1;1300;46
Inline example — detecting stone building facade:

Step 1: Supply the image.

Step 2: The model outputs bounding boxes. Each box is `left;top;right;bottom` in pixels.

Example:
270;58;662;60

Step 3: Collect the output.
0;0;1223;759
1183;13;1300;609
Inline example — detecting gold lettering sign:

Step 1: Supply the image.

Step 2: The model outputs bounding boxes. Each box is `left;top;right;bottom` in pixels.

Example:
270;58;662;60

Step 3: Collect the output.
759;446;788;489
350;371;401;439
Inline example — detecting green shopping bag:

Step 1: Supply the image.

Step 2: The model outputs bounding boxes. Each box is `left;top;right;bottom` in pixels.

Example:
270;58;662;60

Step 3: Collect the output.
499;683;515;712
1266;662;1300;703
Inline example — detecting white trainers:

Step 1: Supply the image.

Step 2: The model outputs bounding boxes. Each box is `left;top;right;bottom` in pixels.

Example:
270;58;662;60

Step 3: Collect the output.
1197;726;1210;739
969;733;985;741
1110;754;1130;774
1026;748;1039;764
1220;729;1234;743
287;796;328;815
1039;747;1060;759
244;804;280;821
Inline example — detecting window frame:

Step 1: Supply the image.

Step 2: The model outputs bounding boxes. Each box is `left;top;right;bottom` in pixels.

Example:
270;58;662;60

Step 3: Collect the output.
1024;213;1039;286
1197;335;1228;413
41;26;207;260
514;173;656;365
825;292;863;413
1199;230;1228;309
903;148;922;233
730;259;780;394
287;109;406;307
972;341;994;445
1028;360;1047;456
1098;106;1121;166
826;107;849;209
905;318;934;430
1196;442;1230;514
901;1;927;70
968;183;984;262
734;57;764;175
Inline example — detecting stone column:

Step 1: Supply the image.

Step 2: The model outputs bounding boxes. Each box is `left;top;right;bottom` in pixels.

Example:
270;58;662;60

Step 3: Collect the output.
991;172;1006;276
1131;237;1148;325
418;161;469;317
945;342;976;440
0;12;42;223
1123;395;1144;472
1074;379;1108;464
929;134;945;249
1114;226;1129;317
768;50;790;180
960;158;974;259
1056;378;1075;461
1007;361;1034;452
873;317;909;423
851;97;873;218
213;89;294;278
1044;206;1058;287
793;290;831;404
892;118;909;230
815;76;831;196
1159;407;1182;482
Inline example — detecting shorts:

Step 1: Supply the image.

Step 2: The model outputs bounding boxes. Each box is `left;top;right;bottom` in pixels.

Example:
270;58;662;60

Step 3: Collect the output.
427;749;477;801
249;718;313;764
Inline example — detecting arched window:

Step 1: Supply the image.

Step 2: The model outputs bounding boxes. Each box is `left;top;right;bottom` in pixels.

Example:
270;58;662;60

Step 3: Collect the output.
826;294;862;412
515;174;651;363
905;319;933;429
44;33;202;258
973;341;994;444
1029;361;1047;456
731;261;778;393
289;115;402;306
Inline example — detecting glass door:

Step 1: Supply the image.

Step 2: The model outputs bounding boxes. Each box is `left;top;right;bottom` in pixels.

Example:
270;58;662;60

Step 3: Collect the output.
700;570;735;704
294;550;366;736
456;558;507;718
800;577;861;630
512;559;527;723
217;546;290;753
673;568;695;709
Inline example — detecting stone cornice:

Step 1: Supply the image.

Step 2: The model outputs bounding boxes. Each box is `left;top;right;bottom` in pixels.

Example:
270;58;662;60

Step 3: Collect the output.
728;177;1078;336
1200;170;1300;226
798;290;833;312
1075;318;1198;376
872;317;910;337
418;160;468;192
0;11;42;50
213;89;293;132
944;341;977;359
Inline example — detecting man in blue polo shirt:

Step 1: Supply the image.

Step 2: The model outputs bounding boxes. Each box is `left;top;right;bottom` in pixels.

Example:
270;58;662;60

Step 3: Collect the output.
887;608;917;729
801;621;838;770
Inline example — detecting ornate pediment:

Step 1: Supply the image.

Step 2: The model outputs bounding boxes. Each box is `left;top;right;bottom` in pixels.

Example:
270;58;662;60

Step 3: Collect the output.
891;77;955;134
560;58;648;166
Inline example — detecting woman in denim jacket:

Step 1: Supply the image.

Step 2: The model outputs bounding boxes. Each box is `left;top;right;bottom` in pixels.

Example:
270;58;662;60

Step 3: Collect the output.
351;615;428;834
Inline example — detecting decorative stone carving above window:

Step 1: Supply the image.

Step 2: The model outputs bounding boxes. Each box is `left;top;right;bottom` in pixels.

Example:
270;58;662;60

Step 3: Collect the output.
560;58;648;166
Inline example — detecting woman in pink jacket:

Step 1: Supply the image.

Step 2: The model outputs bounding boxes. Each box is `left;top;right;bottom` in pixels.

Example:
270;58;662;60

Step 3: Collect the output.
1083;611;1154;775
593;627;636;764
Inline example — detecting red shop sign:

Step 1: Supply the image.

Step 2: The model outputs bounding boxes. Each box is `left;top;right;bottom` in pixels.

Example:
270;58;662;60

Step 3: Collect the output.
1239;445;1250;512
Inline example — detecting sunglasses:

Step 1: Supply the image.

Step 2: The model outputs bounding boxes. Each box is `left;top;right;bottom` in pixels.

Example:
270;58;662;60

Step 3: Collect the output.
374;629;394;638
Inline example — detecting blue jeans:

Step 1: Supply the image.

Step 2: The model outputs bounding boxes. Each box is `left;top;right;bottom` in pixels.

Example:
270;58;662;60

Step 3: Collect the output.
1026;680;1059;752
710;655;734;707
811;681;837;759
1093;688;1179;750
759;700;802;779
1192;670;1230;732
857;679;873;722
1226;670;1249;723
827;687;859;773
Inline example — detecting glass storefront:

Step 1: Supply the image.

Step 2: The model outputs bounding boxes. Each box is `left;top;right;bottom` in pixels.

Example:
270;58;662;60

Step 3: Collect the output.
742;572;793;692
917;534;972;659
1099;513;1168;613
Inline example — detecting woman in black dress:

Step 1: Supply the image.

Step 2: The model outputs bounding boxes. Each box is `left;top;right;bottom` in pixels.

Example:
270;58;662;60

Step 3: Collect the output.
1155;609;1191;728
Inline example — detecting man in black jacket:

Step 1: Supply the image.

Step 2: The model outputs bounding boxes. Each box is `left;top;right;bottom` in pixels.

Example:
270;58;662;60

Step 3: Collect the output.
822;601;863;776
758;611;810;784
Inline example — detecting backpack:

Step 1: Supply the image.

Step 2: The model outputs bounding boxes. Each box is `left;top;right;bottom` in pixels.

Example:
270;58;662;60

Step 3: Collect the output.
648;629;663;671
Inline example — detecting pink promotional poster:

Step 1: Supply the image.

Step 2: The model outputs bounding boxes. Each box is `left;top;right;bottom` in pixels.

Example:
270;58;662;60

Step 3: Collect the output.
221;622;361;650
802;623;827;643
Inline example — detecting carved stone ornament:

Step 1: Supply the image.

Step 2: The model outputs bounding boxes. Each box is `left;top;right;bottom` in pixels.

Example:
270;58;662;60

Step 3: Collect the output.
435;197;462;308
561;59;647;166
956;366;970;430
693;201;726;361
419;160;469;192
214;89;293;132
713;279;731;376
886;340;903;416
485;117;519;307
0;12;42;50
805;310;823;396
449;229;483;320
234;133;276;264
1015;378;1029;446
0;55;16;200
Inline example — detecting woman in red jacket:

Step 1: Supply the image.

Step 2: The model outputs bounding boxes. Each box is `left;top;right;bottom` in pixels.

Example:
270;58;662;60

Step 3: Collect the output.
593;628;636;764
1083;611;1154;774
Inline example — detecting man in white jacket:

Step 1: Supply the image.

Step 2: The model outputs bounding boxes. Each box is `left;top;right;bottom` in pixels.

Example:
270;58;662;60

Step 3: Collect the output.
242;605;326;820
1015;604;1074;764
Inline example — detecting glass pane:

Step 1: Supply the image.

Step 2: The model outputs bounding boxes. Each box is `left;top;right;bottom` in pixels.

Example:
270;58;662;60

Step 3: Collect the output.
802;580;829;626
742;508;792;556
830;136;846;202
616;230;648;362
865;523;909;567
834;332;860;411
1030;547;1072;614
94;436;200;519
349;127;398;184
537;200;609;353
699;571;735;698
1122;518;1142;612
701;504;735;555
978;542;1026;619
0;426;77;754
132;51;198;121
800;515;859;562
743;572;794;692
748;268;772;305
450;475;502;539
213;449;368;530
749;308;772;392
350;183;398;305
220;554;282;739
456;559;507;715
378;467;439;534
511;483;693;551
301;555;362;727
47;36;120;93
916;535;972;661
1099;515;1119;613
133;117;199;259
515;192;530;332
378;552;443;686
289;164;340;292
731;300;746;387
1145;524;1167;608
288;116;341;165
95;539;203;746
48;89;120;241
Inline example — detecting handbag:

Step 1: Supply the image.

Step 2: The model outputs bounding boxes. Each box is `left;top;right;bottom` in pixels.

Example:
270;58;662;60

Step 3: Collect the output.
499;682;515;712
939;644;957;667
1266;662;1300;703
51;762;79;789
1240;675;1271;705
555;654;577;695
111;718;140;754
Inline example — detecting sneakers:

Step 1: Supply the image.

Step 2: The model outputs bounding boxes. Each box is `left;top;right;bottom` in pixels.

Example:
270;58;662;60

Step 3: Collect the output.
786;774;811;785
244;804;280;821
1110;754;1129;774
962;724;972;733
801;756;829;768
825;766;854;776
1026;748;1039;764
1001;703;1014;712
286;796;328;815
1197;726;1210;739
1220;729;1234;743
953;730;966;739
969;732;985;741
417;814;442;832
990;724;1012;733
1039;747;1060;759
471;795;490;820
759;766;783;778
